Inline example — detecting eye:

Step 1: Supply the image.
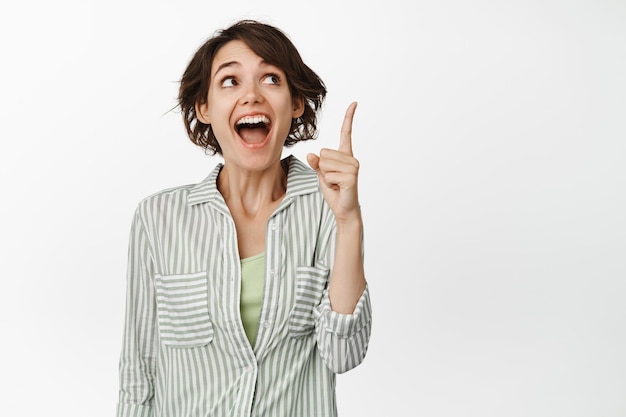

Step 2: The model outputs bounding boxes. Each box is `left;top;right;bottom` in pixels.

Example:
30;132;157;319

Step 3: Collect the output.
262;73;281;85
220;76;237;88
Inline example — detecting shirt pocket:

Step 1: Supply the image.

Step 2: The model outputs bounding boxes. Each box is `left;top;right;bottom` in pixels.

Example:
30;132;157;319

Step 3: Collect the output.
288;265;329;338
154;271;214;348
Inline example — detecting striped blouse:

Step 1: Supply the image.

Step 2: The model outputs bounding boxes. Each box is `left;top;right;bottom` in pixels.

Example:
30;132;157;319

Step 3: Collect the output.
117;156;372;417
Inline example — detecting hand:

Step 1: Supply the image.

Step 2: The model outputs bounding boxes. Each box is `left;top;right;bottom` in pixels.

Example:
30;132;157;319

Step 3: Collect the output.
307;102;361;224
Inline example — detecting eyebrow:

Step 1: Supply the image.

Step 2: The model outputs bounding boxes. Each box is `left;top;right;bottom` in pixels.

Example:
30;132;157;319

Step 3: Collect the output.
213;59;272;78
213;61;239;77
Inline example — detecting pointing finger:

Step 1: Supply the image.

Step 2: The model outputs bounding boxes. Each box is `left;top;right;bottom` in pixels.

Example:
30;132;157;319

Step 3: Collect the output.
339;101;357;156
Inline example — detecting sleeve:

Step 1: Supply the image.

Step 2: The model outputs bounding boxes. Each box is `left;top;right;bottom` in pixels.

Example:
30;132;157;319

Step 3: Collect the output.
314;286;372;374
117;207;158;417
313;203;372;374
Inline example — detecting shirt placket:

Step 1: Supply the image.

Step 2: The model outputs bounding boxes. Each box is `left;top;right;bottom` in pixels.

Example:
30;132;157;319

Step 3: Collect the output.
215;204;259;416
253;210;284;360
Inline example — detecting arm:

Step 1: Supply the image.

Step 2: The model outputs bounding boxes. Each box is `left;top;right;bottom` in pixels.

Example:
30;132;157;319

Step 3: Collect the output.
117;207;158;417
308;102;372;373
328;213;366;313
307;102;367;314
313;207;372;374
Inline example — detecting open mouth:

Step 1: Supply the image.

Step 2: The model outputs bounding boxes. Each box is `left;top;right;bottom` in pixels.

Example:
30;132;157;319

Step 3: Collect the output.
235;115;271;145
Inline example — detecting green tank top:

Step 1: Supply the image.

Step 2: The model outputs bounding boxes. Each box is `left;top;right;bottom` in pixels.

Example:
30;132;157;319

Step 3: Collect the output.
240;252;265;346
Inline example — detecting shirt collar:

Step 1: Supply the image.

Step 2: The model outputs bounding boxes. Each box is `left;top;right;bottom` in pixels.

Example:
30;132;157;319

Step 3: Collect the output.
187;155;319;206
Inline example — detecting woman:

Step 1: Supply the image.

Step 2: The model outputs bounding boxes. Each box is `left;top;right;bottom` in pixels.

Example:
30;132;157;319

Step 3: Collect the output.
117;20;372;417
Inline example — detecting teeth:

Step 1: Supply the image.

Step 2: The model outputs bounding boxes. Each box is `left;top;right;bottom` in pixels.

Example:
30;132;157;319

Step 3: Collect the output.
236;115;270;126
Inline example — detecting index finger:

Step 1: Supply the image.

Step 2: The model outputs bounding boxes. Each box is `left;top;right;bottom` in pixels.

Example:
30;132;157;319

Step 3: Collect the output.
339;101;358;156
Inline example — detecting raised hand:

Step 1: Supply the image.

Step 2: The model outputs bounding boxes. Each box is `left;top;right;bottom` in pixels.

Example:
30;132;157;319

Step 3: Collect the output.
307;102;361;224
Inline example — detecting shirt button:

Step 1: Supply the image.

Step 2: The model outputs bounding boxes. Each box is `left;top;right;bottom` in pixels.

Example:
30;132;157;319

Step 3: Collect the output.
271;222;278;231
245;365;253;372
263;321;271;328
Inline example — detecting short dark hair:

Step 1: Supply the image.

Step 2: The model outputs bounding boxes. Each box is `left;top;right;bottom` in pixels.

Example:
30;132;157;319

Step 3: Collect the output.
178;20;327;155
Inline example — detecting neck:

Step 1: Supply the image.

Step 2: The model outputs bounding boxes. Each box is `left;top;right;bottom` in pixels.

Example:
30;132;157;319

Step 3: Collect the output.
217;160;287;217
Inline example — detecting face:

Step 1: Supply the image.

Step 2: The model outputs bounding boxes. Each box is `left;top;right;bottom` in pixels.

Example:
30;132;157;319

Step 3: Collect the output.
197;40;304;172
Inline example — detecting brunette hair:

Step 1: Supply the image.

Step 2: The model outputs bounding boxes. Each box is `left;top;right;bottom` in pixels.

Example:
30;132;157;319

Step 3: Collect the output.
178;20;327;155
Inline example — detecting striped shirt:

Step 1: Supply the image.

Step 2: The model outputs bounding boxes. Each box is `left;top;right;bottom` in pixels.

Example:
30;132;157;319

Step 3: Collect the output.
117;156;372;417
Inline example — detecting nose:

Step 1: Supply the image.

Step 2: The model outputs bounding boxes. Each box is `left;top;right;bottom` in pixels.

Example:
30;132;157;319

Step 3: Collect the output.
239;81;264;105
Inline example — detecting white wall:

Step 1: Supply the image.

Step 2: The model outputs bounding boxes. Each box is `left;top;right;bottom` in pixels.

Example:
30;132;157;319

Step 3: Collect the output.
1;0;624;416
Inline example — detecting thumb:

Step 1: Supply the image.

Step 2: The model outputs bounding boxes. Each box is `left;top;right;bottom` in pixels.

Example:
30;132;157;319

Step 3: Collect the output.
307;153;321;172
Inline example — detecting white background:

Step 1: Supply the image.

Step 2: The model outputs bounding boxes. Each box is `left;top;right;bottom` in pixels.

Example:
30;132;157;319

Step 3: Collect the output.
1;0;625;416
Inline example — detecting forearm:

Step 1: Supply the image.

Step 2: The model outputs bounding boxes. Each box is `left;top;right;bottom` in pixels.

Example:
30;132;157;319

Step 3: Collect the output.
328;217;366;314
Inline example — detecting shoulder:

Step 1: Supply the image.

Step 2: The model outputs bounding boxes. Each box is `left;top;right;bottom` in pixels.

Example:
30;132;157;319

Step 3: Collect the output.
134;163;222;218
283;155;333;220
137;183;195;208
130;184;194;227
283;155;321;197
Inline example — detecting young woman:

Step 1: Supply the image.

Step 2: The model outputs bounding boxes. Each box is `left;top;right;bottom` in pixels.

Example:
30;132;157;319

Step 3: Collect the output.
117;19;372;417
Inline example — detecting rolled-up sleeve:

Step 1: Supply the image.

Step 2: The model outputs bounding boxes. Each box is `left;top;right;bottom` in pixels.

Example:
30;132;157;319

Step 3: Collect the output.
117;207;158;417
314;285;372;374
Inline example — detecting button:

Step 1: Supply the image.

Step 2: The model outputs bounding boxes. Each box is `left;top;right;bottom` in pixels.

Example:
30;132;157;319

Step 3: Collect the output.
270;269;276;277
245;365;253;372
271;222;278;230
263;321;271;328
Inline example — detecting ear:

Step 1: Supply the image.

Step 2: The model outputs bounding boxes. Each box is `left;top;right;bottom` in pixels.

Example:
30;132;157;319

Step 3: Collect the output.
292;97;305;119
196;102;210;124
